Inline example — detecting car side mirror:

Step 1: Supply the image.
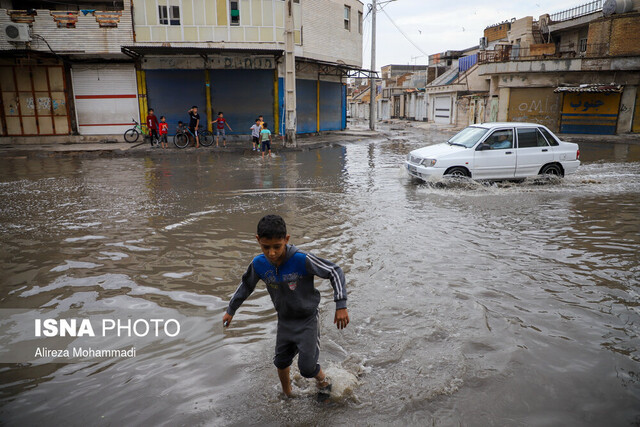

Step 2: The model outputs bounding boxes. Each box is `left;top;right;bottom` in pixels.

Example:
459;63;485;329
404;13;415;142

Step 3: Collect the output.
477;143;491;151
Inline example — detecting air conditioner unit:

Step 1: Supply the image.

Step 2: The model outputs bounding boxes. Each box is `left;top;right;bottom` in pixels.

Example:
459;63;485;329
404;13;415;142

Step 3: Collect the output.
3;23;31;42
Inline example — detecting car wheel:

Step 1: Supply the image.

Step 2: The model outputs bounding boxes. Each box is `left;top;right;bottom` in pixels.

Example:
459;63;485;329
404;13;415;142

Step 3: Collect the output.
540;163;563;177
444;167;469;178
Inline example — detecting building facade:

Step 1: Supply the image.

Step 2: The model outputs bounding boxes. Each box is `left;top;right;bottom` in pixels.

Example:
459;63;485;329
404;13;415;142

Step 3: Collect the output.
0;0;363;138
478;0;640;134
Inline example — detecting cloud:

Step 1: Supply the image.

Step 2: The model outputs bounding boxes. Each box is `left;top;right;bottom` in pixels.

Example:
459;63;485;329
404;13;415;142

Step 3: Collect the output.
367;0;593;68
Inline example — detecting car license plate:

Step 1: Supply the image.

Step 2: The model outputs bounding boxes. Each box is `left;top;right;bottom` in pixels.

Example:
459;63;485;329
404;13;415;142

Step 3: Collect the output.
407;164;417;173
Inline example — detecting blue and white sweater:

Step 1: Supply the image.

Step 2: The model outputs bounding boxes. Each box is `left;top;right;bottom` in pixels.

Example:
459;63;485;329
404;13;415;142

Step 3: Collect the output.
227;244;347;319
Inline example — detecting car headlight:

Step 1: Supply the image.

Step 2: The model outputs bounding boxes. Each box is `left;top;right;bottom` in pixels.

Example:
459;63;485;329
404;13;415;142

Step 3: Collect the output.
420;158;437;167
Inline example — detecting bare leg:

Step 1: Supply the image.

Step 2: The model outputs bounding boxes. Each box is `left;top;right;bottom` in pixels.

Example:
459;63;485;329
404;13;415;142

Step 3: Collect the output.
216;136;219;147
277;367;292;396
314;368;329;388
196;136;200;149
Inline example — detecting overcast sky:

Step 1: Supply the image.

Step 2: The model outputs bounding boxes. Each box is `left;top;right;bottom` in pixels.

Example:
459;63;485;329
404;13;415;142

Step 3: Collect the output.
365;0;592;69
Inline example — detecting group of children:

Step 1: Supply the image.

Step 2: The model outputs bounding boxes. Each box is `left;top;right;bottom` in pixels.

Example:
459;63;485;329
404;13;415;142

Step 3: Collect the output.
250;116;273;159
145;108;169;149
145;107;272;157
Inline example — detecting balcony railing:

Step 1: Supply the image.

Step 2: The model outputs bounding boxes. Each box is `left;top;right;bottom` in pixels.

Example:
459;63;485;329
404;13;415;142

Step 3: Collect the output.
549;0;603;22
478;43;613;64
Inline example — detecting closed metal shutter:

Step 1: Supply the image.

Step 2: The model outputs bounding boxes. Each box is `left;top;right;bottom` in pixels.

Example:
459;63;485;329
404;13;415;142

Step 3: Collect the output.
434;95;451;124
319;81;342;131
71;64;138;135
210;69;274;135
145;70;206;135
560;92;621;135
296;79;317;133
507;88;560;131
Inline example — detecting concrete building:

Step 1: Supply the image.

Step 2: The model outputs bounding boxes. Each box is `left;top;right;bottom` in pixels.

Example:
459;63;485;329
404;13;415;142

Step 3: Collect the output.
125;0;364;137
0;0;135;137
423;47;489;126
0;0;365;138
478;0;640;134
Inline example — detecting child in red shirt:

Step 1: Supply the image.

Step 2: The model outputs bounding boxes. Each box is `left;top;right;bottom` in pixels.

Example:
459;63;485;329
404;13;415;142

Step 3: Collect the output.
212;111;233;148
146;108;159;147
158;116;169;149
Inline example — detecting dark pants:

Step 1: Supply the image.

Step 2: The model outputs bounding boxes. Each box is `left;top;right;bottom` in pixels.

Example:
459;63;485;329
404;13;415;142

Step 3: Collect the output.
149;129;158;146
273;312;321;378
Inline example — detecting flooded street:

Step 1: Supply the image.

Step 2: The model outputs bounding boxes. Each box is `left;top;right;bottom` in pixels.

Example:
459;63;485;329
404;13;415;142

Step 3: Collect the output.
1;128;639;425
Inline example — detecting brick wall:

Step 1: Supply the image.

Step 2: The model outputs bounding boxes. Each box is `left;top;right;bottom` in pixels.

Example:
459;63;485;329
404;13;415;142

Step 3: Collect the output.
301;0;363;67
530;43;556;56
610;12;640;56
484;23;510;42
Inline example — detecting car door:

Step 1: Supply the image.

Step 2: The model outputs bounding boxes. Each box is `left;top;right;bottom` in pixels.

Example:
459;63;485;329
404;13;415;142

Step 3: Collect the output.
514;127;556;177
472;128;516;179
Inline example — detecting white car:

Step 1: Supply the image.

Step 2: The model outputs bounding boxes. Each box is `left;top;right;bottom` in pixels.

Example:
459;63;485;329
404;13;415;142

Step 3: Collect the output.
405;122;580;181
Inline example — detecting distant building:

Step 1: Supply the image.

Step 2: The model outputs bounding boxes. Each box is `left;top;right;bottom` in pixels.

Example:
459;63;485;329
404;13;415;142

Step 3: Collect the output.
0;0;364;138
478;0;640;134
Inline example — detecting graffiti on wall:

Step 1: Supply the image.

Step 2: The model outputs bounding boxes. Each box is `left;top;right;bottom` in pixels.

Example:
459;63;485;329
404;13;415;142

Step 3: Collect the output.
508;88;561;131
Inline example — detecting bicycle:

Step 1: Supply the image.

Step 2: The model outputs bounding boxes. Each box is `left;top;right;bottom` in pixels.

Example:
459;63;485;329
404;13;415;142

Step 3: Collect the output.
174;125;213;149
124;119;148;143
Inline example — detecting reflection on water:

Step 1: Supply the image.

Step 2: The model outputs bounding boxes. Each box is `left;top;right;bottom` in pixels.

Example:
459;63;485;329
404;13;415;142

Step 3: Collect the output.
0;135;639;425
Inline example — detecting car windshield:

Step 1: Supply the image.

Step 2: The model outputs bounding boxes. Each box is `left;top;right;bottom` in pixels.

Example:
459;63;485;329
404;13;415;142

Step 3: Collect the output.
447;127;489;148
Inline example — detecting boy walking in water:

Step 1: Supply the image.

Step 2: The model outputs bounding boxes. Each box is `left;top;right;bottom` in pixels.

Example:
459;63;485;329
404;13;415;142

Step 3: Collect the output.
223;215;349;398
250;118;261;151
260;122;272;159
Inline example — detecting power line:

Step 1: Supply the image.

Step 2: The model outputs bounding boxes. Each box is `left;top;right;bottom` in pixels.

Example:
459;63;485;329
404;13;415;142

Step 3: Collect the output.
379;7;429;58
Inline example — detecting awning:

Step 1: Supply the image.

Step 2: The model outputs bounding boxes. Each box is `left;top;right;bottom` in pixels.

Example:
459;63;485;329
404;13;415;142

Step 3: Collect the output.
554;85;624;93
121;43;283;59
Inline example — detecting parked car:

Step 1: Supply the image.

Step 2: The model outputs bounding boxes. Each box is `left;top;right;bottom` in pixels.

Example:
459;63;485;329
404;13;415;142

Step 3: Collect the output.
405;122;580;181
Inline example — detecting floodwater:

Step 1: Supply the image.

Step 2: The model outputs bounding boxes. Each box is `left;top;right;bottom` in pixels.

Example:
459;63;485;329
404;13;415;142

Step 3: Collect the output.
0;129;639;426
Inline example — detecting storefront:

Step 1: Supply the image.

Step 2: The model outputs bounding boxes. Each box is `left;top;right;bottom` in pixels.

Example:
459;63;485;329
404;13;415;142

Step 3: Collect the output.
71;64;139;135
557;86;622;135
0;63;71;136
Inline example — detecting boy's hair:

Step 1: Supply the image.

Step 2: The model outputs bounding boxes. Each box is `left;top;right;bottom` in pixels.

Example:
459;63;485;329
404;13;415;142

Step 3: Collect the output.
262;122;268;128
178;121;183;125
218;111;223;116
257;215;287;240
192;105;198;109
160;116;165;120
255;118;260;122
148;108;154;113
259;115;263;119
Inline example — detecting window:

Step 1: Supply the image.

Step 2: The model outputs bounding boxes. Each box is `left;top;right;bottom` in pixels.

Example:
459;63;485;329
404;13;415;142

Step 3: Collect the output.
158;5;180;26
158;6;167;24
578;38;587;53
539;127;559;146
516;128;548;148
483;129;513;150
230;1;239;26
358;11;362;34
344;5;350;31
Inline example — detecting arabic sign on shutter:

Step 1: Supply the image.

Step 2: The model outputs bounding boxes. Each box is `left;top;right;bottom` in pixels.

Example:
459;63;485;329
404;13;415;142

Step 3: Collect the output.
560;92;621;135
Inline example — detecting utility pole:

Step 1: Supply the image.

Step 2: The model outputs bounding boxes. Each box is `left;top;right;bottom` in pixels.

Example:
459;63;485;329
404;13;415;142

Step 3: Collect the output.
285;0;297;147
369;0;376;131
